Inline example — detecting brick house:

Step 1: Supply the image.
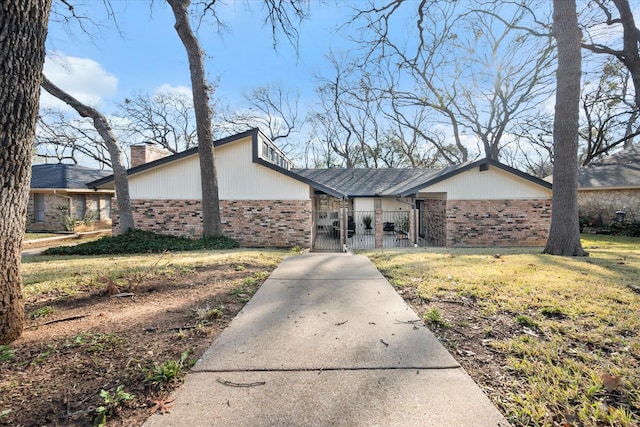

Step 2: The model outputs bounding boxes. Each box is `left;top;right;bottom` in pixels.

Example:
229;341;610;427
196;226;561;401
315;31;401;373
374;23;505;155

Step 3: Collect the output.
89;128;553;249
27;164;114;232
575;146;640;226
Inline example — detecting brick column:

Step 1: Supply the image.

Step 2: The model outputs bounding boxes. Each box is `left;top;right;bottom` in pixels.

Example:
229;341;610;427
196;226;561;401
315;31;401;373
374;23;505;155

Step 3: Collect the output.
410;208;416;246
374;208;383;248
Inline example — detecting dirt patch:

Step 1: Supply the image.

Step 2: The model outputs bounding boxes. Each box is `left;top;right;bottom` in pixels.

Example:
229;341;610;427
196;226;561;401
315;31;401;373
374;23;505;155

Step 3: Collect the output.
1;262;273;426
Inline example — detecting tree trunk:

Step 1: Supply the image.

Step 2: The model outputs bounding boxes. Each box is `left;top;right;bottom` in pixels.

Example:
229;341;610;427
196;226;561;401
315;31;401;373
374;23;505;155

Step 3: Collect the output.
40;76;136;233
612;0;640;111
0;0;52;344
543;0;587;256
167;0;222;237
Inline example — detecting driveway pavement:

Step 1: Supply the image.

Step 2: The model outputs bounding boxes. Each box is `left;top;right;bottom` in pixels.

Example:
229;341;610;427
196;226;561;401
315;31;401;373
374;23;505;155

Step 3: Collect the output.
144;252;508;426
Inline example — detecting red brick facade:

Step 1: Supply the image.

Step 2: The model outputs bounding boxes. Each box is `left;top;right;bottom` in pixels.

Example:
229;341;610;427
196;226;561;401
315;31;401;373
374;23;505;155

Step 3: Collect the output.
114;199;312;247
445;199;551;247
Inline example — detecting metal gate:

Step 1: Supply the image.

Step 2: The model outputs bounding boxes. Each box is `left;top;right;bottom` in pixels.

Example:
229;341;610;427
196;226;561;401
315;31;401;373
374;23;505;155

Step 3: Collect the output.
312;210;341;251
348;211;375;249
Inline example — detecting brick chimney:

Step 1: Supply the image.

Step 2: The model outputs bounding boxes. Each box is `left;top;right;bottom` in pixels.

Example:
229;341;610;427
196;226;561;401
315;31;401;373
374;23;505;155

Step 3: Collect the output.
130;144;169;168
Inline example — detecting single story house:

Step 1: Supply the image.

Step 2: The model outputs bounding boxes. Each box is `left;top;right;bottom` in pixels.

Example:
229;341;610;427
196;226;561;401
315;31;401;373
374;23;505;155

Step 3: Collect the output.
575;146;640;226
89;128;552;250
27;163;115;233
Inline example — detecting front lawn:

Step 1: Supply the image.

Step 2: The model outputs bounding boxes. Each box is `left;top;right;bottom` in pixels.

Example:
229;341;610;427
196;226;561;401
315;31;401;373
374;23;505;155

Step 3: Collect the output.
1;248;289;426
365;234;640;426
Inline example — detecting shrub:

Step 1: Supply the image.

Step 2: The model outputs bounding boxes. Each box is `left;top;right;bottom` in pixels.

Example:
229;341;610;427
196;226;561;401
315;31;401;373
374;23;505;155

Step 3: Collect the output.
43;229;239;255
607;221;640;237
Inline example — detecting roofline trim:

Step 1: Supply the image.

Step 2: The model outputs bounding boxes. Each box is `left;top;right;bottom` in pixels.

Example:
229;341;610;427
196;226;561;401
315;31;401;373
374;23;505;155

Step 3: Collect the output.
397;158;552;197
87;128;263;188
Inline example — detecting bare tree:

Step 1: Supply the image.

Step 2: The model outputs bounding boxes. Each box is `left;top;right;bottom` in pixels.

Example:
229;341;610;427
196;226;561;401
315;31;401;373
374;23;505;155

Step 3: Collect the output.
41;75;136;233
543;0;588;256
582;0;640;111
36;109;112;168
117;91;198;154
579;59;640;164
218;84;300;154
167;0;222;237
167;0;308;236
1;0;52;344
352;0;555;161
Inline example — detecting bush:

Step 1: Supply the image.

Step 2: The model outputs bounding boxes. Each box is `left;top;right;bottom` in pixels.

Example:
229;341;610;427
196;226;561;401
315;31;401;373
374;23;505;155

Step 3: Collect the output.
42;229;239;255
606;221;640;237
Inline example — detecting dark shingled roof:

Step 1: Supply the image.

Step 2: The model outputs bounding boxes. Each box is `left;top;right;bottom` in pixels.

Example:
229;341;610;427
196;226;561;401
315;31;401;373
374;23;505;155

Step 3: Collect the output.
294;159;551;197
578;146;640;189
31;164;112;189
291;168;436;197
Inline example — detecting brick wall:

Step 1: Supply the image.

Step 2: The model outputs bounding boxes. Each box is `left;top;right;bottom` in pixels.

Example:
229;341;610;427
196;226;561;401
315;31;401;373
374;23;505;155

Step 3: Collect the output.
116;199;312;248
26;192;112;232
446;199;551;247
578;189;640;225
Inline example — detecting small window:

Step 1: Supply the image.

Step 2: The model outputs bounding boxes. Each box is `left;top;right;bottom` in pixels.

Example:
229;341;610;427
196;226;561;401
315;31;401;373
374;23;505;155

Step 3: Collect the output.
104;197;112;220
91;195;100;220
262;141;269;158
76;194;86;219
34;194;45;223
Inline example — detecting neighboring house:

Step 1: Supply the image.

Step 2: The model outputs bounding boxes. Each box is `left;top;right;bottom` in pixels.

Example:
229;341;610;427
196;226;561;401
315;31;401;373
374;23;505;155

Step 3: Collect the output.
576;145;640;226
89;128;552;249
27;164;115;232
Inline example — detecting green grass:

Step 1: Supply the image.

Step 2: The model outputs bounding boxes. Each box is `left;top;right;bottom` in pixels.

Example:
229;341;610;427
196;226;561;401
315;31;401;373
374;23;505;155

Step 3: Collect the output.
365;234;640;427
21;249;286;302
23;233;61;240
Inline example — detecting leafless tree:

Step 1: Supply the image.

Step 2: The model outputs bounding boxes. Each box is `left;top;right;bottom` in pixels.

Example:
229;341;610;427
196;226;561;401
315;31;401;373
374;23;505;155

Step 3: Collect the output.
352;0;555;161
218;84;300;154
36;109;112;167
41;75;136;233
543;0;588;256
1;0;52;344
579;60;640;164
167;0;309;237
581;0;640;111
117;91;198;154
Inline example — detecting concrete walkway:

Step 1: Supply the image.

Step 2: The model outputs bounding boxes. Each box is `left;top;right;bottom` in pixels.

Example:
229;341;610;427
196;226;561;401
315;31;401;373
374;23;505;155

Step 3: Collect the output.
144;253;508;427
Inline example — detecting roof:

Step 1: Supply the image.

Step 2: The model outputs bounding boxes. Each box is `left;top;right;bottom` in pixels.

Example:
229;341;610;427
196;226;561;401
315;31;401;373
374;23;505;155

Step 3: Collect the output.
578;145;640;189
88;128;267;188
31;164;112;190
86;129;551;197
295;158;552;198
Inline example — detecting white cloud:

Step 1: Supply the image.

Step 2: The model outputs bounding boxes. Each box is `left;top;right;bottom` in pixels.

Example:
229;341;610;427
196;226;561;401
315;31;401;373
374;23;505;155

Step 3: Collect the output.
40;51;118;110
153;83;192;99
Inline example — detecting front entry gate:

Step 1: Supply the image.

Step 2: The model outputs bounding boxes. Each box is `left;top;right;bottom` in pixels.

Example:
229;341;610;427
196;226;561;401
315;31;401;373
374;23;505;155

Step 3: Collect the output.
312;210;342;251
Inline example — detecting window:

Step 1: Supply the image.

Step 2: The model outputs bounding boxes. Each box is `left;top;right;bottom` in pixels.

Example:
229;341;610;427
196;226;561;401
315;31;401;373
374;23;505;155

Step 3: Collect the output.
34;194;45;223
76;194;86;219
104;197;112;220
91;195;100;220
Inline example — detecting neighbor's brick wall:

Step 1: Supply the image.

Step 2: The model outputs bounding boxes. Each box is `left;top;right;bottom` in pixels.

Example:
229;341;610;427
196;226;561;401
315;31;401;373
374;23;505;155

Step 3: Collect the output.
114;199;312;247
446;199;551;247
26;193;70;232
26;193;112;232
578;189;640;225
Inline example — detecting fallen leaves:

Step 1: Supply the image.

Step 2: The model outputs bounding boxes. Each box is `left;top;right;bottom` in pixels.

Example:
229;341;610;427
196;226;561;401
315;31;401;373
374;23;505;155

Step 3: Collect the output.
600;373;623;392
150;397;174;415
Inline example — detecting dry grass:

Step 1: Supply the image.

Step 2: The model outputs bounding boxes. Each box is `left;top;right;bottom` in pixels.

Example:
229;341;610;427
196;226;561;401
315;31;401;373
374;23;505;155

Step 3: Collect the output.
365;235;640;426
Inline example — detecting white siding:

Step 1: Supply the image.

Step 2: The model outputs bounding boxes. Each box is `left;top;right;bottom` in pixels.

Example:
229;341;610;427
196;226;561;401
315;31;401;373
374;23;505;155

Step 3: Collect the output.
381;197;413;211
353;198;374;212
129;155;202;199
128;135;309;200
419;166;551;200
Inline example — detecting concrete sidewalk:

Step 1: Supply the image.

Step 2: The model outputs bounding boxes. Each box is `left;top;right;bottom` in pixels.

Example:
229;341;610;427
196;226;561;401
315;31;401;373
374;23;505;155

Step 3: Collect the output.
144;253;508;427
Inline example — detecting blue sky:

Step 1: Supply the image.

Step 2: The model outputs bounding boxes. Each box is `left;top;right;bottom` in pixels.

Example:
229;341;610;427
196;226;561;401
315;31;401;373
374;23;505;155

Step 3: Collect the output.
42;1;355;114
